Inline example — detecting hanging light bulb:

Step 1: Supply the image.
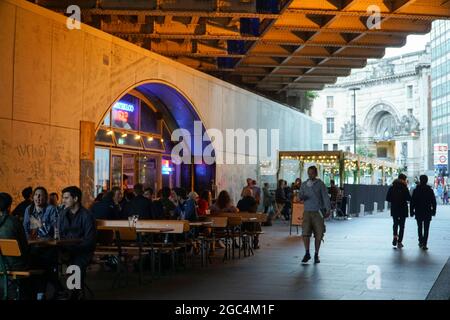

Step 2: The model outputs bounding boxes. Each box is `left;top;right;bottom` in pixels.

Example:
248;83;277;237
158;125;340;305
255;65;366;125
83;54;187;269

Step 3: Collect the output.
148;137;154;142
106;130;113;135
121;133;127;138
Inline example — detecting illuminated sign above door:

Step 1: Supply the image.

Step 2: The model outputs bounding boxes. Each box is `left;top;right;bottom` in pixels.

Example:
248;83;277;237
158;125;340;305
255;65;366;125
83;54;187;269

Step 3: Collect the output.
113;102;135;112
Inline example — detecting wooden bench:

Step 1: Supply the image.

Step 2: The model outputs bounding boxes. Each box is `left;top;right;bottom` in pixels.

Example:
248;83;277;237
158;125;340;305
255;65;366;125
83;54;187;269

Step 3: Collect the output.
0;239;44;300
209;212;267;255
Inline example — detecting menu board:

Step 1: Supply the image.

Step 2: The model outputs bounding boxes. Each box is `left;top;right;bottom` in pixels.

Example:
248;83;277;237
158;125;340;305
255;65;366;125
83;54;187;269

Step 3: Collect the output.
291;202;304;226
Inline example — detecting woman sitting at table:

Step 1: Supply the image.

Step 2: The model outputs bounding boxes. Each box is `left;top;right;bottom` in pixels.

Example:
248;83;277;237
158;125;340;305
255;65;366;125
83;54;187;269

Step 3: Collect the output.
22;187;62;299
183;192;199;222
237;188;257;213
198;190;211;216
210;190;238;214
23;187;58;239
236;188;262;249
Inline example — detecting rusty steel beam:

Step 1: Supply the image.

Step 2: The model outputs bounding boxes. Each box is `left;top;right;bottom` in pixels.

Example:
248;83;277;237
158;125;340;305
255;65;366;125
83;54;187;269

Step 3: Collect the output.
233;0;296;69
56;8;281;19
285;8;450;20
112;31;406;49
272;24;430;36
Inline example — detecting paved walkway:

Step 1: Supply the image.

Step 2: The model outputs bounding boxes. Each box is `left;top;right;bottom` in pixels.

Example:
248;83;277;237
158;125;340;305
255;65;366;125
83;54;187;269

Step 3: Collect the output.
90;206;450;300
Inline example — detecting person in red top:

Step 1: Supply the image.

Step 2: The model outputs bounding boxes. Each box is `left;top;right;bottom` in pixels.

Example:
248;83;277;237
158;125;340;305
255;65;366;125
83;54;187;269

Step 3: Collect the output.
197;190;211;216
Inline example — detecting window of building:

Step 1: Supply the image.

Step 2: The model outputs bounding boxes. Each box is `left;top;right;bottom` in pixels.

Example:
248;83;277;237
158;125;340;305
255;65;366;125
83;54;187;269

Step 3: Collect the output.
346;146;351;152
323;144;329;151
407;85;413;99
95;93;172;196
140;101;160;134
333;144;338;151
377;147;388;158
326;96;334;108
326;117;335;134
94;148;110;196
112;94;139;130
401;142;408;159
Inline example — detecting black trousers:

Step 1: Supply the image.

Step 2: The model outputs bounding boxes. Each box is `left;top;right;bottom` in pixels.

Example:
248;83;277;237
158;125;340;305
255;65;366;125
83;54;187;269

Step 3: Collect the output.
392;216;406;242
416;219;431;246
29;247;61;295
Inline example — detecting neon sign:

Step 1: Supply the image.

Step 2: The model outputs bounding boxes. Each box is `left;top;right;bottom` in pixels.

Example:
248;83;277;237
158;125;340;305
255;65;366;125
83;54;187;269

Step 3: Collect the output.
115;110;129;122
162;159;173;175
113;101;135;112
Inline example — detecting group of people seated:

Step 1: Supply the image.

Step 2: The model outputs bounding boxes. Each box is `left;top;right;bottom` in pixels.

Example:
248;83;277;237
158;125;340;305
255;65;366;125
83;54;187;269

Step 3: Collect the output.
90;183;214;222
0;179;271;299
0;186;95;300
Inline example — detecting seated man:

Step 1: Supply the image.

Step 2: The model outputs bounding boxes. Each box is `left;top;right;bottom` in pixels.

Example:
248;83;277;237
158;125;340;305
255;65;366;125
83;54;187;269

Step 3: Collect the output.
122;184;153;219
91;188;122;220
11;187;33;223
59;186;96;299
0;192;32;298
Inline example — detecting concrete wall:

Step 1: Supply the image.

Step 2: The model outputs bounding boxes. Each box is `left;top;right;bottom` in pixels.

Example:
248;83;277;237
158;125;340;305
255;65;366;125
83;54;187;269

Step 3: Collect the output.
0;0;321;205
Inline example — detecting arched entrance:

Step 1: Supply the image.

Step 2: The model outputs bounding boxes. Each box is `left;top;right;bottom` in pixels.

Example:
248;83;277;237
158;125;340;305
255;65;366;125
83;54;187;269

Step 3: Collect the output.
363;103;400;161
93;80;216;198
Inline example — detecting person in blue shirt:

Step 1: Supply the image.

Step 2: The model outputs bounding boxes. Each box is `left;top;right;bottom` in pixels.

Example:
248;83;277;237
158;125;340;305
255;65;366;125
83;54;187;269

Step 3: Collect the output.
22;187;60;299
23;187;58;239
183;192;199;222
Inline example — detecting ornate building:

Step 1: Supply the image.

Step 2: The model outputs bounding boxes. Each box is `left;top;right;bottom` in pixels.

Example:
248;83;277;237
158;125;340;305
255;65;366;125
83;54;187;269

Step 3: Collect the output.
431;21;450;177
312;47;432;180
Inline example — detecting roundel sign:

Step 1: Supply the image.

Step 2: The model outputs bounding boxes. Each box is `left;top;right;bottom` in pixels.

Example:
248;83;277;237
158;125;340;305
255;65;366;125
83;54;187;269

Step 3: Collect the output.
434;143;449;166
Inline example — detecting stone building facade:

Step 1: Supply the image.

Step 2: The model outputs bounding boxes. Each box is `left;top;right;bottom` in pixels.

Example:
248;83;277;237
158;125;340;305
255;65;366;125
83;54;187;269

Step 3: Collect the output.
311;48;432;180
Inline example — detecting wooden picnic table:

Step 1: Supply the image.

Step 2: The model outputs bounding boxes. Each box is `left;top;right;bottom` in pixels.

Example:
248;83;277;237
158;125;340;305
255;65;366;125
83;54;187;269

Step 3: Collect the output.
135;227;175;233
97;225;174;233
189;221;213;227
28;238;82;247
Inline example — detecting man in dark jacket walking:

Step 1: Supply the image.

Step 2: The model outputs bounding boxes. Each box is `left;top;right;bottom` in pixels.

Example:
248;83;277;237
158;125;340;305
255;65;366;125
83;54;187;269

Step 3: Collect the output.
410;175;437;250
386;174;411;249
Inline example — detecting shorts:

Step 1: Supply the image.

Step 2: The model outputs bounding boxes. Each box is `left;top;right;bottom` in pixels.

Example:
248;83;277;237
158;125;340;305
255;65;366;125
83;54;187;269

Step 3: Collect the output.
302;211;325;239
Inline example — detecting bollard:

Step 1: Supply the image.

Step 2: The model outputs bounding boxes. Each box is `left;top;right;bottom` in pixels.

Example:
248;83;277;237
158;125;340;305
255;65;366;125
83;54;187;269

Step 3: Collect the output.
373;202;378;214
360;203;365;217
347;194;351;216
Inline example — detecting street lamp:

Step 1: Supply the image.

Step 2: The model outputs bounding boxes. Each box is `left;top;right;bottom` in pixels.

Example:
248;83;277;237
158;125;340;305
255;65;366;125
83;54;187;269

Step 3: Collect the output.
349;87;360;154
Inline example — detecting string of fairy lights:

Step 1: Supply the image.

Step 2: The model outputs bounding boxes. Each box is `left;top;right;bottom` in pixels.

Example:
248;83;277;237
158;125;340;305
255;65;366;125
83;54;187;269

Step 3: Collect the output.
280;153;400;178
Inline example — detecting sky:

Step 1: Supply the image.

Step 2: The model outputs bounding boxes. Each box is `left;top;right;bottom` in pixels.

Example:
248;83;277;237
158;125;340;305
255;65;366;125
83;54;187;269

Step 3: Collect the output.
383;34;431;58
